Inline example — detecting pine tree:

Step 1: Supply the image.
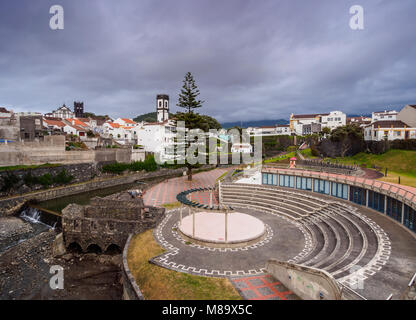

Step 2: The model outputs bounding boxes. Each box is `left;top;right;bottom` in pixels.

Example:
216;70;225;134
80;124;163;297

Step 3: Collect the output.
177;72;204;113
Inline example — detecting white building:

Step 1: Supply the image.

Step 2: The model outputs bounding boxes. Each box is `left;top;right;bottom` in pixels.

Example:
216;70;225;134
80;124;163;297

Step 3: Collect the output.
371;110;398;123
114;118;137;127
46;104;74;119
247;124;290;136
320;111;346;130
289;111;346;135
364;120;416;141
231;143;253;153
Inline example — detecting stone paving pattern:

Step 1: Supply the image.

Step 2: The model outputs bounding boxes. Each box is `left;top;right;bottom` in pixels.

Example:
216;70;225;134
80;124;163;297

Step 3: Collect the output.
143;168;228;206
230;275;299;300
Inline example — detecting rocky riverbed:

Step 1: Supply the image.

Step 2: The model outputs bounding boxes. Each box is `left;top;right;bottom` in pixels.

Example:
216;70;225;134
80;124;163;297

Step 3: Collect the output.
0;228;123;300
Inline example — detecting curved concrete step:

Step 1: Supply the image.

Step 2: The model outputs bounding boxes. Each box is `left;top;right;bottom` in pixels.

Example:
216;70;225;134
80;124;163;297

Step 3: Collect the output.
311;212;349;270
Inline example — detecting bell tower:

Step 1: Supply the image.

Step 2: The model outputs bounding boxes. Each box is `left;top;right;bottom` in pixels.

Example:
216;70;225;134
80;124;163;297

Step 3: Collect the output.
156;94;169;122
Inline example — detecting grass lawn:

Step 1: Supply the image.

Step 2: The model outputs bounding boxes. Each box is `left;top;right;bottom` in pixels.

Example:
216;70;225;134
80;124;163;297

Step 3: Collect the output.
299;148;317;159
0;163;61;171
327;149;416;174
327;149;416;188
264;151;296;164
127;229;242;300
161;202;182;209
378;171;416;188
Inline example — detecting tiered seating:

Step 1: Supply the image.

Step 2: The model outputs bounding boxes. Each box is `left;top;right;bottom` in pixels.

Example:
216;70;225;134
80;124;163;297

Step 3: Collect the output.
220;183;380;280
221;184;327;220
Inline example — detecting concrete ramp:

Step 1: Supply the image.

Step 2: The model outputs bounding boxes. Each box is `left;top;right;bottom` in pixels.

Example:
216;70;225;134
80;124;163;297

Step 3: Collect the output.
266;259;342;300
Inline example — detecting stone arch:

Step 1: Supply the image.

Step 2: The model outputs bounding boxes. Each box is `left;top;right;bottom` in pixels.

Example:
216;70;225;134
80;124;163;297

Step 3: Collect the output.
105;243;122;254
86;243;102;254
67;242;82;253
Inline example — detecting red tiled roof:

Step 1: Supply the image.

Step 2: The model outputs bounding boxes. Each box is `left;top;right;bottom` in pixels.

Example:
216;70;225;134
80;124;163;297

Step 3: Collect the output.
43;119;66;127
66;118;88;127
121;118;136;124
369;120;410;128
107;122;121;128
67;124;86;132
292;113;329;119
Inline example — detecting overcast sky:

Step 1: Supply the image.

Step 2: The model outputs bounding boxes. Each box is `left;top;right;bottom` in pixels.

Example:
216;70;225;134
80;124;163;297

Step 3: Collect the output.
0;0;415;122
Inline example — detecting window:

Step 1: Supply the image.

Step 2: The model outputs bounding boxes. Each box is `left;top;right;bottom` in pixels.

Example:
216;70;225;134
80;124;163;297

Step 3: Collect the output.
73;220;81;232
296;177;312;191
279;174;294;188
396;131;401;136
386;197;402;222
404;205;416;233
368;191;385;213
331;182;348;199
262;173;277;185
314;179;330;195
350;186;366;205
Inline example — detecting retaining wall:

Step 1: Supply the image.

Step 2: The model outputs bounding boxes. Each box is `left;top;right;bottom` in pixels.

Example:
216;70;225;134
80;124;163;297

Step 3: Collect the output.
266;259;342;300
122;234;145;300
0;167;186;217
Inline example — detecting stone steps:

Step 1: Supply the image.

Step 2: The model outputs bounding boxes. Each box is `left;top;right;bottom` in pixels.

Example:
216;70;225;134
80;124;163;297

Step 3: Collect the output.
220;183;382;281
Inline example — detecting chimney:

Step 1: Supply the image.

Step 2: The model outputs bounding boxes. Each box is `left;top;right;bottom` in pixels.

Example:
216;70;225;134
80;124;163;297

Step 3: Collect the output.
72;119;75;125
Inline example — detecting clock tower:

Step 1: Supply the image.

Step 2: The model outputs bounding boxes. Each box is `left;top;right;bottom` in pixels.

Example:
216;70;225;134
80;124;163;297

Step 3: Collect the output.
156;94;169;122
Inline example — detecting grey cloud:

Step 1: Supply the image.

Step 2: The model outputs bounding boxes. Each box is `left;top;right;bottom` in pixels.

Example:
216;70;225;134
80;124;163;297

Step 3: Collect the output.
0;0;415;122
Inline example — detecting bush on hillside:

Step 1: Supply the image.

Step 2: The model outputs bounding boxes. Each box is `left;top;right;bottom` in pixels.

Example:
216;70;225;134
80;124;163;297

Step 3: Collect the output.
101;155;158;174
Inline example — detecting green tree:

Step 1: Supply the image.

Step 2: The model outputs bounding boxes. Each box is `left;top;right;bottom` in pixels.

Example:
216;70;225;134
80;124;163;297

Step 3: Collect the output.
330;124;363;157
321;127;331;137
173;112;207;181
175;72;206;181
177;72;204;113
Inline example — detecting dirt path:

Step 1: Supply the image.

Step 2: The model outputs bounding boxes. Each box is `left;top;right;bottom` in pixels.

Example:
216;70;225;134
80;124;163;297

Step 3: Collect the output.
361;168;384;179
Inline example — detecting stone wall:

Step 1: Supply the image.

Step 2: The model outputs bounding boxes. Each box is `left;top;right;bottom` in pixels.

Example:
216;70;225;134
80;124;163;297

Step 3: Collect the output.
122;234;145;300
0;162;100;197
0;135;145;166
62;197;165;252
0;167;189;217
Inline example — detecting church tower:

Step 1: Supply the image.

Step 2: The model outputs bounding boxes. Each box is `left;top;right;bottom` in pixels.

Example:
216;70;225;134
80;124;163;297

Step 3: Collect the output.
156;94;169;122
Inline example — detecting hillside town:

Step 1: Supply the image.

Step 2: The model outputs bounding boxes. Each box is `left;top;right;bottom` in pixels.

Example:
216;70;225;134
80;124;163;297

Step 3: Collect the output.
1;99;416;160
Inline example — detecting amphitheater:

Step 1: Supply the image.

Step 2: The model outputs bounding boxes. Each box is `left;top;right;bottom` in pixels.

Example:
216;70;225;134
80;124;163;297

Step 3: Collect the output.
136;165;416;300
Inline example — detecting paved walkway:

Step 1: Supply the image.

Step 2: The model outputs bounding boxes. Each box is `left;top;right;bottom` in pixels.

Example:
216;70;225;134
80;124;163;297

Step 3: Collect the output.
151;208;306;277
143;168;228;206
230;275;299;300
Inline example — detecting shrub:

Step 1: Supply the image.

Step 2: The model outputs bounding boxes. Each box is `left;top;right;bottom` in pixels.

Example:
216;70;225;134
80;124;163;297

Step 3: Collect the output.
37;173;53;188
310;145;320;157
1;171;19;192
53;169;74;184
101;162;130;174
101;155;158;174
23;171;38;186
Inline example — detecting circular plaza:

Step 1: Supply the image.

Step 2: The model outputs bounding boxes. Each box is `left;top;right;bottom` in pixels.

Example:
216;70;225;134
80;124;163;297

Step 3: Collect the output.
134;167;416;300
